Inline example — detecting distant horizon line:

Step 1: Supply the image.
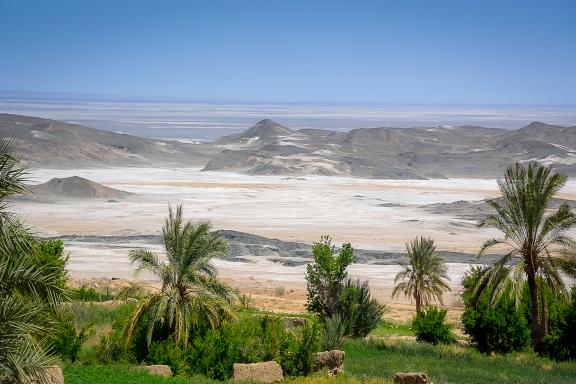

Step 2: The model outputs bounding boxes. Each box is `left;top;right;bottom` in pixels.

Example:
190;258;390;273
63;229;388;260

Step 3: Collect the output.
1;89;575;109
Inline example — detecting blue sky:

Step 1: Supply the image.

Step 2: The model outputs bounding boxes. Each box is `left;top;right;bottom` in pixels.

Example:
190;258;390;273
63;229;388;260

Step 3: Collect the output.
0;0;575;104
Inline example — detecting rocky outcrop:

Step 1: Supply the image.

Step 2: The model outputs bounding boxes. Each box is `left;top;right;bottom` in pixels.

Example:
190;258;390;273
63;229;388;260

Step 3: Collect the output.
314;350;345;375
233;361;283;383
393;372;428;384
143;365;172;377
31;176;132;199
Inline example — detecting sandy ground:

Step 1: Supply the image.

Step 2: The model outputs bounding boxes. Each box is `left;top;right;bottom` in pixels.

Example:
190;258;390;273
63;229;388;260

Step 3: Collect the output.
69;276;463;325
15;167;576;307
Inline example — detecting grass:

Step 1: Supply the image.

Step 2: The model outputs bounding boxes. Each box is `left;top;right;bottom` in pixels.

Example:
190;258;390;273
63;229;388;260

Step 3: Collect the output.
286;372;390;384
64;365;219;384
71;301;135;327
369;320;413;338
343;339;576;384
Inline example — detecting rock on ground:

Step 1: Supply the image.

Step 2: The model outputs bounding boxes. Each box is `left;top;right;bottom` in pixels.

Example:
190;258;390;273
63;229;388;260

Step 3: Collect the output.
314;350;345;375
393;372;428;384
143;365;173;377
233;361;283;383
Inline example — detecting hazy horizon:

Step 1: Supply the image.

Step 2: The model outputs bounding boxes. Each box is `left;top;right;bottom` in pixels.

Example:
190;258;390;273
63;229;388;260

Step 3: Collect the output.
2;92;576;141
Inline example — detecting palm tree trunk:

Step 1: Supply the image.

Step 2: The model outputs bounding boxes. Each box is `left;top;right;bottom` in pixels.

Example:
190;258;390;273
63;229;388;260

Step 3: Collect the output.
527;271;543;352
414;290;421;313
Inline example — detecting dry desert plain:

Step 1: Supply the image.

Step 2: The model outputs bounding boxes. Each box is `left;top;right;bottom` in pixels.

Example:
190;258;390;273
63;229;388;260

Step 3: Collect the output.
14;166;576;318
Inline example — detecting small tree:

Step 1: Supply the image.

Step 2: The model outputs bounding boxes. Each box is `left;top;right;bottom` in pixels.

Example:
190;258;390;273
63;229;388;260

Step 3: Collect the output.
393;236;450;313
305;236;356;318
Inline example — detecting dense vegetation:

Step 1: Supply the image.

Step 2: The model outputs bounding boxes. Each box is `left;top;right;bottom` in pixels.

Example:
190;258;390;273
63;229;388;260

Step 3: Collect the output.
476;163;576;352
0;139;71;383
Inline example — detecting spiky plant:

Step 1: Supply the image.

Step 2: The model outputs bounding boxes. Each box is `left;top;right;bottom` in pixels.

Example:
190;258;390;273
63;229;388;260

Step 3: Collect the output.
392;236;450;313
476;162;576;352
121;205;237;348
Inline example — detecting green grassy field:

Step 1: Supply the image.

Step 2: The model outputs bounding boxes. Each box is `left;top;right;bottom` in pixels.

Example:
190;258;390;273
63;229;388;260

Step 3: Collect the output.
64;365;219;384
368;320;413;338
344;339;576;384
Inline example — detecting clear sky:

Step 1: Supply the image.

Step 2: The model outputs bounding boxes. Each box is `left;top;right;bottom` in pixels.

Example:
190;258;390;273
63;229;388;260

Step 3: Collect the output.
0;0;575;104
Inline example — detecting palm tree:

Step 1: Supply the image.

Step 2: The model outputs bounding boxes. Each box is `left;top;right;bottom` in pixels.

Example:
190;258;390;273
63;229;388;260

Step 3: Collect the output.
122;205;237;348
0;138;28;221
392;236;451;313
476;162;576;352
0;138;68;383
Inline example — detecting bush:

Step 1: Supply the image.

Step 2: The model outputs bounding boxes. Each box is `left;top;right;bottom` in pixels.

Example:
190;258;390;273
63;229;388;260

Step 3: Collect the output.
95;315;142;363
50;314;94;362
35;238;68;288
71;285;114;302
412;306;454;345
461;266;530;354
148;315;322;380
323;315;345;350
542;286;576;361
338;279;385;338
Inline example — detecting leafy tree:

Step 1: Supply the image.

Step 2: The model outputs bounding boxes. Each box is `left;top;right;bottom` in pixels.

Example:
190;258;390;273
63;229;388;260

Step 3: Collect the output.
121;205;237;349
305;236;356;318
0;138;69;383
476;162;576;352
393;236;450;313
306;237;383;338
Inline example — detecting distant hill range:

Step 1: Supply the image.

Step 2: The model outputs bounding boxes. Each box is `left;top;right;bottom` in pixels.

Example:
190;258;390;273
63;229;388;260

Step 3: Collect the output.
0;113;217;166
3;113;576;179
205;119;576;179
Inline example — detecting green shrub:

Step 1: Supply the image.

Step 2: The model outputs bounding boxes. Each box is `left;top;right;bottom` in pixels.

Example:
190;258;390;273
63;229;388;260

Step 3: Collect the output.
50;314;94;362
323;315;345;350
148;337;190;375
71;285;114;302
95;316;139;363
542;286;576;361
35;238;68;288
412;306;454;345
148;315;322;380
461;266;530;354
338;279;385;338
462;301;530;354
